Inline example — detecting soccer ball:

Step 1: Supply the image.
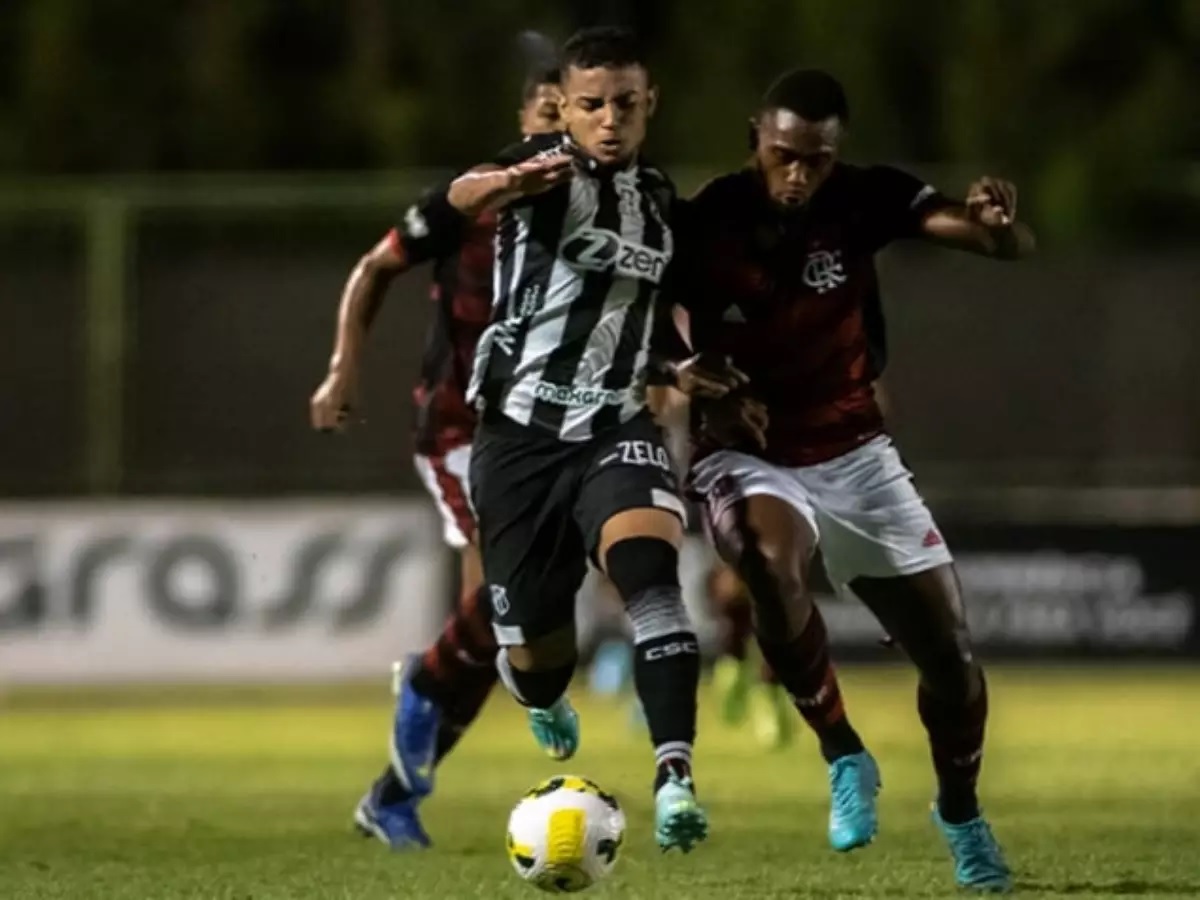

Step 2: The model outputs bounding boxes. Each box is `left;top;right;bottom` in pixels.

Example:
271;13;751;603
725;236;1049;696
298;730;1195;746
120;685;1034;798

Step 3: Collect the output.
506;776;626;892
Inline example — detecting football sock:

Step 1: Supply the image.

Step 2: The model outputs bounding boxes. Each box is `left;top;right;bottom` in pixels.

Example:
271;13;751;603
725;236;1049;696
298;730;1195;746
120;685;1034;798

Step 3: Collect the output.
757;605;864;763
919;671;987;824
409;585;496;709
605;538;701;794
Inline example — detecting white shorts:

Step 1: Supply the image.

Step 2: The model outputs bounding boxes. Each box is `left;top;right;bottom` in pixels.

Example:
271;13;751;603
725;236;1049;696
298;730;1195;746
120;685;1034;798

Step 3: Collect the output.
413;444;475;550
689;435;952;588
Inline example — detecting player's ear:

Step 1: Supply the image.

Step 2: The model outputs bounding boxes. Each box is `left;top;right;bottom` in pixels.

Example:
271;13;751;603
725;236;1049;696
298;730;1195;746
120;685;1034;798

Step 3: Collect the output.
647;85;659;118
747;117;759;152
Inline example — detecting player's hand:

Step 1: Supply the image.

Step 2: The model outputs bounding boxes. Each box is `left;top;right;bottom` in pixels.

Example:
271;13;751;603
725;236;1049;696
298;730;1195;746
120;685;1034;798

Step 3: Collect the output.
505;151;575;197
670;353;750;399
310;370;360;433
698;395;769;450
966;176;1017;228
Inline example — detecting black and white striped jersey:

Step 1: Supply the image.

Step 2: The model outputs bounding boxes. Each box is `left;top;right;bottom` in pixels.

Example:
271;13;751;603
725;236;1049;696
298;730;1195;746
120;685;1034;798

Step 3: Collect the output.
466;132;676;443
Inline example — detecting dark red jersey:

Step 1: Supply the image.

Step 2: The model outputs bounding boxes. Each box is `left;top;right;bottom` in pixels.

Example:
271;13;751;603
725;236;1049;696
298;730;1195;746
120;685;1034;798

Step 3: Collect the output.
674;164;950;466
388;188;495;455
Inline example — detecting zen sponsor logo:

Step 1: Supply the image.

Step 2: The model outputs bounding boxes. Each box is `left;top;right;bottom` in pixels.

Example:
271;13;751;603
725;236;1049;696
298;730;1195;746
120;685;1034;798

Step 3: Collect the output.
560;228;670;284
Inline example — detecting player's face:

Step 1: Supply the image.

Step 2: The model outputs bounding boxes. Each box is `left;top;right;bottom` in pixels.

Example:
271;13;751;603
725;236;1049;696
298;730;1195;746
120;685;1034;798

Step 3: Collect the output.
519;84;563;137
560;64;656;166
753;108;843;210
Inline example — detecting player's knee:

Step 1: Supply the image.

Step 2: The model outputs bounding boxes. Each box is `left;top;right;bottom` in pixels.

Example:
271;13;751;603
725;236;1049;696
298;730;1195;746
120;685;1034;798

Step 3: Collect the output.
604;537;695;642
605;536;680;602
599;508;682;560
919;634;983;707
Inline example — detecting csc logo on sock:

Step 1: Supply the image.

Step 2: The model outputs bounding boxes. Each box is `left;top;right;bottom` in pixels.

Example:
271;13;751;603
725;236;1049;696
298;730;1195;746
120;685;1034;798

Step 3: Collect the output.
644;640;698;661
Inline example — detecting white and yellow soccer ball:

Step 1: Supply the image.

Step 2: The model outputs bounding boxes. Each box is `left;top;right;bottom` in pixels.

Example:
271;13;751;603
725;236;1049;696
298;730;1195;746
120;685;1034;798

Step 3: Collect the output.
506;776;626;893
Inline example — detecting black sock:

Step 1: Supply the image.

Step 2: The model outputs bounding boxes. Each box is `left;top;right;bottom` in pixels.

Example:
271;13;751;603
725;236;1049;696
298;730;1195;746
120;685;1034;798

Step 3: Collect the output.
606;538;701;795
634;626;700;793
919;673;987;824
757;607;864;763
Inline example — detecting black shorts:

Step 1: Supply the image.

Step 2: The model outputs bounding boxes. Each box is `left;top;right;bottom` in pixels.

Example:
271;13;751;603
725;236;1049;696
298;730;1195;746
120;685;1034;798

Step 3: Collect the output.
469;410;686;645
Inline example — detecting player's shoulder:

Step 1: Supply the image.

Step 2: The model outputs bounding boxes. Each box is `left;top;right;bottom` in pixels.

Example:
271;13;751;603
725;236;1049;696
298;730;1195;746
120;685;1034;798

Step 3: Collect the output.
689;168;760;218
636;158;677;212
827;161;937;206
409;178;453;210
637;159;674;191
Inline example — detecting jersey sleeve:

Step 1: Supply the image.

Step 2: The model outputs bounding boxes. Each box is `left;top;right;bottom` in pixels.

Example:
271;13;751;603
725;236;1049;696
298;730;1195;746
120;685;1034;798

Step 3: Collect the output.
490;132;567;167
389;183;466;267
859;165;953;251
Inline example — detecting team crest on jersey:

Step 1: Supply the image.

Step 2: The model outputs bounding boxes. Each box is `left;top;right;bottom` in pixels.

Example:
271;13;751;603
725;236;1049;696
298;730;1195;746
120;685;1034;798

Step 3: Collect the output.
802;248;847;294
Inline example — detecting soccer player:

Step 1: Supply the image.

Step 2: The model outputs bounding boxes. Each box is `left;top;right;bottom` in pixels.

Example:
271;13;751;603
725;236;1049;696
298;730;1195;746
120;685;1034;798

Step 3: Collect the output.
309;61;564;849
671;70;1034;890
711;381;892;748
444;26;739;852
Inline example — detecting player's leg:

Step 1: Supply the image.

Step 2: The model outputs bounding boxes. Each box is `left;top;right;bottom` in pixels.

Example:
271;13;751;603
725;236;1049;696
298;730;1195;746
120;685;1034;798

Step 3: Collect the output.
397;541;497;778
578;417;707;852
474;431;588;760
356;447;493;849
398;448;497;778
697;470;877;851
814;437;1009;889
849;569;1009;891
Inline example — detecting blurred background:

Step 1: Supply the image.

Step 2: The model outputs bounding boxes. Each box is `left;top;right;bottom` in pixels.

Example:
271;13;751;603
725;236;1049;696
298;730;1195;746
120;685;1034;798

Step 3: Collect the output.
2;0;1198;687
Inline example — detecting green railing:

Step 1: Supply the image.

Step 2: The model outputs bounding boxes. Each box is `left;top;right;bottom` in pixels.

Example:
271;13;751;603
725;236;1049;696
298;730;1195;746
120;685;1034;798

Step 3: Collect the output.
2;168;1196;503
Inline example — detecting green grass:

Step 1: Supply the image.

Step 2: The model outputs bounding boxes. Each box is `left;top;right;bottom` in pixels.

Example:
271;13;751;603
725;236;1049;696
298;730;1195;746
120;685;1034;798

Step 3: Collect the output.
2;667;1198;899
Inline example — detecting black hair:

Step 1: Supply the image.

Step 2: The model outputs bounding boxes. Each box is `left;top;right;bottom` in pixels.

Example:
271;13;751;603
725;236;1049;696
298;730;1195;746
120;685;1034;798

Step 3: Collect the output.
761;69;849;123
561;25;647;72
516;30;561;100
521;62;561;100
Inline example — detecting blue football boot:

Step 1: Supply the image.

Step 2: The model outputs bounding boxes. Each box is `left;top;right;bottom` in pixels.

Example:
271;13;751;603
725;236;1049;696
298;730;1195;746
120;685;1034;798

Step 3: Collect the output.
353;774;431;850
933;806;1013;892
828;750;881;851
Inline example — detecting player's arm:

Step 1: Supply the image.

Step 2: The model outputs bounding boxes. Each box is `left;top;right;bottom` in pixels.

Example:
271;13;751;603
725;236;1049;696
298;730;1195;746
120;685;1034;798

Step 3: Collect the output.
645;197;750;398
866;166;1035;261
447;135;575;217
310;189;462;433
919;177;1036;260
645;296;749;399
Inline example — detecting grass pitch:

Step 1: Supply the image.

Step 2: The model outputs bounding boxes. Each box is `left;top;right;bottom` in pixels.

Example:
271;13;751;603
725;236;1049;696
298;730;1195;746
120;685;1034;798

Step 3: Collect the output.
2;667;1198;899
